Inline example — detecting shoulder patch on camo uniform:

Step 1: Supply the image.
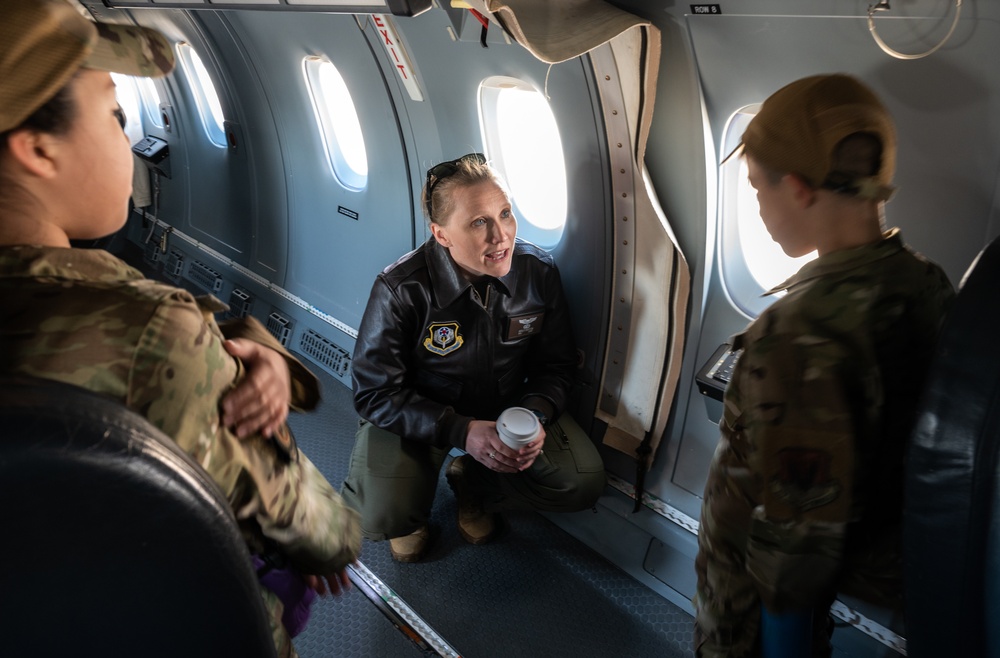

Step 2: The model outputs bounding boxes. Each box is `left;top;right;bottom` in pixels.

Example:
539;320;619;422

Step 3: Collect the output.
271;424;297;463
423;322;464;356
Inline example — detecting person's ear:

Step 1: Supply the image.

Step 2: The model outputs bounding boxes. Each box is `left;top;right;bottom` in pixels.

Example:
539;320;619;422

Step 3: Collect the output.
4;129;60;179
784;173;818;208
430;222;453;248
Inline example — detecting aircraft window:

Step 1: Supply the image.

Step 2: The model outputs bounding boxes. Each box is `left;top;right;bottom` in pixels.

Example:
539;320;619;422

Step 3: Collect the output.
719;106;817;317
111;74;145;146
303;57;368;191
112;73;163;133
480;77;567;249
177;43;227;148
138;77;164;129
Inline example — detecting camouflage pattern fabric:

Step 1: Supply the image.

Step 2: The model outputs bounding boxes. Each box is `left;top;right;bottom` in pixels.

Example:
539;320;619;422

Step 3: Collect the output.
0;245;361;657
693;229;954;657
88;22;175;78
1;0;175;134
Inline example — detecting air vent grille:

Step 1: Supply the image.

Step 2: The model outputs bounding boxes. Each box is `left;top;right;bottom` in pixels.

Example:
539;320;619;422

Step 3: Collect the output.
189;260;223;293
143;235;161;264
164;250;184;277
228;288;253;319
299;329;351;376
266;311;293;346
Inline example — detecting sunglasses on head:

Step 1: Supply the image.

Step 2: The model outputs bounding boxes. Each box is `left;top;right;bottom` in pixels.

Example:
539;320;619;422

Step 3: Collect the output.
424;152;487;219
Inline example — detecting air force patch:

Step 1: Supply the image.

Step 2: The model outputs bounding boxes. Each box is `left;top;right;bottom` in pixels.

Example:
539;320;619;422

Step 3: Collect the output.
424;322;464;355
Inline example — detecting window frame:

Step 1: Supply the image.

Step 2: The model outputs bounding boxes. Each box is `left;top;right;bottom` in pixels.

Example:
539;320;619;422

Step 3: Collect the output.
718;104;817;318
302;56;369;192
479;75;568;249
177;42;227;148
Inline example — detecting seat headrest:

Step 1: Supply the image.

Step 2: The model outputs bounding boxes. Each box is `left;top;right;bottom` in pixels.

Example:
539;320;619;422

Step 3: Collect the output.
0;375;276;658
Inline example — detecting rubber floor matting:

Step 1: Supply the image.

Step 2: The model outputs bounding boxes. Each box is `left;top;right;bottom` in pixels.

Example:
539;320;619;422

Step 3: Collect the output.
288;357;695;658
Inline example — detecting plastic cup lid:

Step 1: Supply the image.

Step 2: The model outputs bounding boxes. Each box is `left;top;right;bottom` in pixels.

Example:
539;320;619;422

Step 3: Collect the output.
497;407;539;442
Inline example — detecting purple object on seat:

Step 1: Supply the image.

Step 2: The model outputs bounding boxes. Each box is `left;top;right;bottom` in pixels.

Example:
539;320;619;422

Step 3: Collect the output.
252;556;318;637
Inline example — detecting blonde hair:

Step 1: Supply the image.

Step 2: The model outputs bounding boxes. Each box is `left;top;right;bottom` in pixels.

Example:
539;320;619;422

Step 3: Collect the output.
421;155;510;224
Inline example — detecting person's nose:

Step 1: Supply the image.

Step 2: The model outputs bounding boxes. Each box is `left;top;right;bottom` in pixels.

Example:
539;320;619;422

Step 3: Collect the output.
490;219;509;244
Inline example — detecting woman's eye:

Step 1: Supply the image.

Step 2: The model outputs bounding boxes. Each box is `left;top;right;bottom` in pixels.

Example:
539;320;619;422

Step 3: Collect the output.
472;218;487;227
501;209;512;219
113;106;127;130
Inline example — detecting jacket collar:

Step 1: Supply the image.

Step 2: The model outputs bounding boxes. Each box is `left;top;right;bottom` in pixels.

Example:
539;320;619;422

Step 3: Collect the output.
424;237;516;308
765;228;905;296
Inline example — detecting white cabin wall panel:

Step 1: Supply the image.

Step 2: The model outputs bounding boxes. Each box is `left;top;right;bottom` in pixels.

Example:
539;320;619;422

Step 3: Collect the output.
148;12;258;266
671;10;1000;506
687;13;996;285
103;8;291;279
191;12;291;278
225;11;414;332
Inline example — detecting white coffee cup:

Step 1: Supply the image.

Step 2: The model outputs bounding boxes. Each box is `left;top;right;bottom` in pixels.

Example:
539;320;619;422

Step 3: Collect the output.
496;407;541;449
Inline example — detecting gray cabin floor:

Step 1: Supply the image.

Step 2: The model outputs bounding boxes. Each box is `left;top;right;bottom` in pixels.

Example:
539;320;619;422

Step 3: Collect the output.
287;360;695;658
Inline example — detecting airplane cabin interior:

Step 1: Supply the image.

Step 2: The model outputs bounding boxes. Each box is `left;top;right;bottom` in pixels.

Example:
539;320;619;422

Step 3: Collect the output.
4;0;1000;656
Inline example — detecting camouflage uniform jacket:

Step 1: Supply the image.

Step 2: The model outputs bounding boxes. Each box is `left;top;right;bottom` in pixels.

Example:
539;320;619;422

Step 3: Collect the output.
694;229;954;656
0;245;361;657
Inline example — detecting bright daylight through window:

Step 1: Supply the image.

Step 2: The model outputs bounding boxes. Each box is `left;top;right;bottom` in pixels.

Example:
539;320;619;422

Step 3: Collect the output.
178;44;226;147
304;57;368;191
720;106;817;317
481;78;567;248
735;156;816;290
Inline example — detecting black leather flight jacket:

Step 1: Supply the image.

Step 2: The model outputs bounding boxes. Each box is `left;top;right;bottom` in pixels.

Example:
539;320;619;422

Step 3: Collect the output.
351;237;577;449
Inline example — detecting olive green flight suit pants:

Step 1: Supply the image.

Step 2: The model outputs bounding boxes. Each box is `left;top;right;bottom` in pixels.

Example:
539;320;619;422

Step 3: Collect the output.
341;413;606;541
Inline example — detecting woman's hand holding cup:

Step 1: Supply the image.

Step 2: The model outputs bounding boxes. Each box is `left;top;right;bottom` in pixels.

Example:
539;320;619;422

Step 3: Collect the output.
466;420;519;473
496;407;545;471
466;414;545;472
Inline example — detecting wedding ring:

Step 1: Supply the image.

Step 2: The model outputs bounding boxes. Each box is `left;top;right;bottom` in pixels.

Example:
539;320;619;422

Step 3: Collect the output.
488;450;496;460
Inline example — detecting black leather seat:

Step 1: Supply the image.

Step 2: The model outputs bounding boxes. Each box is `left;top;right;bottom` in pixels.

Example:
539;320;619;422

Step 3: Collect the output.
0;375;277;658
904;237;1000;658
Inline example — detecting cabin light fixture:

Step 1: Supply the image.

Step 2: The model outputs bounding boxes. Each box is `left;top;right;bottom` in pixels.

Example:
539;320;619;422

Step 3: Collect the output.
99;0;433;18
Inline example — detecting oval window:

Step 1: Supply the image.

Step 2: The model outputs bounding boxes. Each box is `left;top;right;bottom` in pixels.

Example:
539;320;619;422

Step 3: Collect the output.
137;76;164;129
480;76;567;248
177;43;226;147
111;73;165;136
719;106;816;317
303;57;368;191
111;73;145;146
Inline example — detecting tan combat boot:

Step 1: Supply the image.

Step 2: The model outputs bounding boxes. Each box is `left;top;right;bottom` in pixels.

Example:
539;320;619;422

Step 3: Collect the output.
389;525;430;563
446;455;498;545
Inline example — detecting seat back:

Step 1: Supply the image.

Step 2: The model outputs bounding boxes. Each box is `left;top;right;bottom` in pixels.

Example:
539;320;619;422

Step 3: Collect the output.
904;236;1000;658
0;375;276;658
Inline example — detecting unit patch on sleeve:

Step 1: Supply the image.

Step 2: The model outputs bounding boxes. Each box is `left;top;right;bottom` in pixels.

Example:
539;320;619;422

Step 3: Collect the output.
424;321;464;355
270;424;298;463
505;312;544;340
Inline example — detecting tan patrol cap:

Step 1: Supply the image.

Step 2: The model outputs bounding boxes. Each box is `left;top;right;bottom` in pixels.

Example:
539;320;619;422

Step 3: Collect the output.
0;0;175;133
738;73;897;201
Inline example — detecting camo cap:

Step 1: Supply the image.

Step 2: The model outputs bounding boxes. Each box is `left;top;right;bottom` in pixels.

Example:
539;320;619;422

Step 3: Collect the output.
0;0;175;133
738;74;897;202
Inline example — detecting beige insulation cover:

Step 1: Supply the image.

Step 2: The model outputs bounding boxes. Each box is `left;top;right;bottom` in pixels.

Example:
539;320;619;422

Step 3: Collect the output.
468;0;691;464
